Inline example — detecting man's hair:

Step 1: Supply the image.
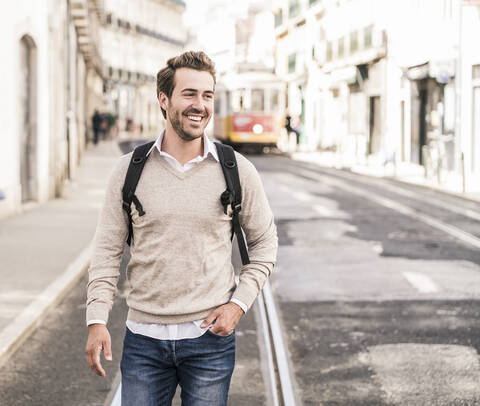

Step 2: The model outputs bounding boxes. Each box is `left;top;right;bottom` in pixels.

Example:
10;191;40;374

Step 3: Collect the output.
156;51;216;118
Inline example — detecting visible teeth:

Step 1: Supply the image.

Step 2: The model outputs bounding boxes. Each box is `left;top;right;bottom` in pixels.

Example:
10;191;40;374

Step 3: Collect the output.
188;115;202;121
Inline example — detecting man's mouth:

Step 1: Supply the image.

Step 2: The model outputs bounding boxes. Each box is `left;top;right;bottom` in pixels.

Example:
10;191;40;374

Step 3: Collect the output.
185;114;204;123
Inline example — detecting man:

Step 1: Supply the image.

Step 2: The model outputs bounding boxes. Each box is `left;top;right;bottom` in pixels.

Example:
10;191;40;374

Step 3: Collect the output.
85;51;278;405
285;112;300;146
92;110;102;145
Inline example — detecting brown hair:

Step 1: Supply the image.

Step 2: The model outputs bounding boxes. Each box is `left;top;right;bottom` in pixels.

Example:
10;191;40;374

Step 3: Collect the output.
156;51;216;118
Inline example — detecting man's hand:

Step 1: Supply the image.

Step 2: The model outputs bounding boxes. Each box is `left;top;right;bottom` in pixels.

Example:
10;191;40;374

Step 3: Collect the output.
85;324;112;377
201;302;244;336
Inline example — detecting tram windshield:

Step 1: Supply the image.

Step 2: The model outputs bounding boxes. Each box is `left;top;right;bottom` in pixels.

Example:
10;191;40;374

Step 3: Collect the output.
232;89;246;113
251;89;265;112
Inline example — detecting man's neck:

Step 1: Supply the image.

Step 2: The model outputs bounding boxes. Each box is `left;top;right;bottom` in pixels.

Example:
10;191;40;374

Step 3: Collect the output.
161;125;204;166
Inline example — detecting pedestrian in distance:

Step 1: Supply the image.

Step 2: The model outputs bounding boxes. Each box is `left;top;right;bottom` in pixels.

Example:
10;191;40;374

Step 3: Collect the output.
92;109;102;145
285;112;300;145
85;51;278;406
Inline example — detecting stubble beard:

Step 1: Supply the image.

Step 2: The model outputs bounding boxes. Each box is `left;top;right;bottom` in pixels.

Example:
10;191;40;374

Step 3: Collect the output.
168;107;207;142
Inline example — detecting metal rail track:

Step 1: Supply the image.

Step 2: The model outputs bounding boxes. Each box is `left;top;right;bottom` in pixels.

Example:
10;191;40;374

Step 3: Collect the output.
258;280;297;406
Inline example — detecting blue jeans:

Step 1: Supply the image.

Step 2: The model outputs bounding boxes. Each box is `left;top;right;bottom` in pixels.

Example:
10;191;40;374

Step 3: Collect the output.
120;327;236;406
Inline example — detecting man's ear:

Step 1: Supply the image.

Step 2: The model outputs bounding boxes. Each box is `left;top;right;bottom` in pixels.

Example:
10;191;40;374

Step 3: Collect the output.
158;92;168;111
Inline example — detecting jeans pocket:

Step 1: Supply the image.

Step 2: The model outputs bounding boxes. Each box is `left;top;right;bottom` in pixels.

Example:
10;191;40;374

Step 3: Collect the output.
206;328;235;338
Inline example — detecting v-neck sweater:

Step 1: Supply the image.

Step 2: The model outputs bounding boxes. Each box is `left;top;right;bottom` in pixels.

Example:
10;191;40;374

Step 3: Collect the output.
86;147;278;325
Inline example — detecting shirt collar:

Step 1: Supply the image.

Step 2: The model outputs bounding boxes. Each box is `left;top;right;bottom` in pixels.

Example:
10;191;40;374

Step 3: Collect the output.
146;130;219;162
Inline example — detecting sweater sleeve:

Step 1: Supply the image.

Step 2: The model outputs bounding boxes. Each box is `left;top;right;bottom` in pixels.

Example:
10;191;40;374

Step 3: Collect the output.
85;155;130;325
231;154;278;310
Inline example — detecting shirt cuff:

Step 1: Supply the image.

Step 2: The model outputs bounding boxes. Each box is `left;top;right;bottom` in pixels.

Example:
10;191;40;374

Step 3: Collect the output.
87;319;107;326
230;298;248;314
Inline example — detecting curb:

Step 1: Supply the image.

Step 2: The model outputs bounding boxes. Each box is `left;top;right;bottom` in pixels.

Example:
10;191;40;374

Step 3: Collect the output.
0;243;92;367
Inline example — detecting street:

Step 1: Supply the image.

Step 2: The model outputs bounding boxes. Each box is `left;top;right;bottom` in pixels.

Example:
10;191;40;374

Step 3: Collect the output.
1;146;479;405
254;154;480;405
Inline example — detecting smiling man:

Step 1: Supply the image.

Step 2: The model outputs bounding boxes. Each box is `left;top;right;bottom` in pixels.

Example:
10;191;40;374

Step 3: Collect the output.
85;51;278;405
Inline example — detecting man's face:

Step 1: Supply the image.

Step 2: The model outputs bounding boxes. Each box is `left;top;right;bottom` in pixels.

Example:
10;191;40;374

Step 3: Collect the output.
160;68;214;142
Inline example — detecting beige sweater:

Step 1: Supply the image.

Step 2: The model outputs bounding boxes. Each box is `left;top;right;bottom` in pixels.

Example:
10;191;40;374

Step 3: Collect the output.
86;148;278;325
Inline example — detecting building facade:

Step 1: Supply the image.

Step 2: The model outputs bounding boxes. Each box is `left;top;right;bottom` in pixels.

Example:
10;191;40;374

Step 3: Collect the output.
273;0;480;191
0;0;188;220
0;0;104;219
101;0;187;139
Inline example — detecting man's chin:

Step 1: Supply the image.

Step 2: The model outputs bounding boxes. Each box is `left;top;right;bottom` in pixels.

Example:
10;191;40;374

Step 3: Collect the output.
178;129;204;141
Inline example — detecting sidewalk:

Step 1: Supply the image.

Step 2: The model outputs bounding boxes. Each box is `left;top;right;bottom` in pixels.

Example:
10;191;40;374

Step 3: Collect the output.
290;150;480;203
0;141;121;365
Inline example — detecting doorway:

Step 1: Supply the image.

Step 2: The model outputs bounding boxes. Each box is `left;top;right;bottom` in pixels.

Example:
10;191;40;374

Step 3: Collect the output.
473;86;480;173
19;35;37;203
369;96;381;155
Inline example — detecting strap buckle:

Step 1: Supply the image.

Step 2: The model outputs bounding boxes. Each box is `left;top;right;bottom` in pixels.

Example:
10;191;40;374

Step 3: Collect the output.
122;201;131;211
233;204;242;214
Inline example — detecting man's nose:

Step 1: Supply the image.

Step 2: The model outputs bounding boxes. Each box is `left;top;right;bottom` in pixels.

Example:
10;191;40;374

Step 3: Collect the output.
191;95;205;111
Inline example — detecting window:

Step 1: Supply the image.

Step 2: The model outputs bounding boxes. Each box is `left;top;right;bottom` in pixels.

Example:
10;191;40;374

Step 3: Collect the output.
288;54;296;73
326;41;333;62
270;90;280;112
350;31;358;54
289;0;300;18
274;9;283;27
338;37;345;58
443;83;455;133
473;64;480;80
364;26;372;48
251;89;265;112
232;89;246;113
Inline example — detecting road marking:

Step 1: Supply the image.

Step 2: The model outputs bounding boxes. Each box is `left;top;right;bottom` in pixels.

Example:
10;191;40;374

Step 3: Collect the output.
402;272;439;293
296;168;480;250
109;383;121;406
288;190;312;202
279;182;343;218
313;204;335;217
331;169;480;222
280;184;312;202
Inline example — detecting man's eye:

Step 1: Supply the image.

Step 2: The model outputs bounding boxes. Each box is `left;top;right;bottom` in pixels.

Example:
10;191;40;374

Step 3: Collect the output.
205;94;213;99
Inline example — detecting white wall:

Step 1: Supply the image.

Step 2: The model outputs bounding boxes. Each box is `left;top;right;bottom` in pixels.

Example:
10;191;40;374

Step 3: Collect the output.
0;1;51;218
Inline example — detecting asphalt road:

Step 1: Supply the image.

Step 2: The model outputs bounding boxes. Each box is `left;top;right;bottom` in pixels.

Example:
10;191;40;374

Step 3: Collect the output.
2;148;480;405
248;154;480;406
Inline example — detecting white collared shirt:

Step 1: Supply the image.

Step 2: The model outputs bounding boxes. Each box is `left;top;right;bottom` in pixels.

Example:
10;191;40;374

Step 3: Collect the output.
89;131;247;340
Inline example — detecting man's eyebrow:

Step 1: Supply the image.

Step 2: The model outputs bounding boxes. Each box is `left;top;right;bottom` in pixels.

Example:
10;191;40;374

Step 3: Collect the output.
181;88;214;94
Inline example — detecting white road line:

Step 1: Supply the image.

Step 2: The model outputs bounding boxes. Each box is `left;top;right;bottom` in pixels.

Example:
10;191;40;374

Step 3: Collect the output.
324;168;480;221
110;384;121;406
292;190;312;202
313;204;335;217
297;169;480;250
402;272;440;293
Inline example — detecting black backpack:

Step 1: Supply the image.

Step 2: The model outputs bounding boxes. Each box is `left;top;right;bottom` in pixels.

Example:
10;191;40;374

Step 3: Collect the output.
121;141;250;266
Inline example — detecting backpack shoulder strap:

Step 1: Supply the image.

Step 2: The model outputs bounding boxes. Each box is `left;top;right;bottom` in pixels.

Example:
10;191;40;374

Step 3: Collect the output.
122;141;155;246
215;142;250;265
